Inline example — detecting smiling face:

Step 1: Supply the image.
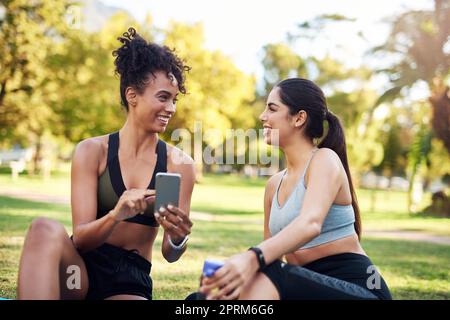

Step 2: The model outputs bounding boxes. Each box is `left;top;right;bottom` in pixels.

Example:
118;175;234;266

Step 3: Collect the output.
259;87;307;147
126;70;179;133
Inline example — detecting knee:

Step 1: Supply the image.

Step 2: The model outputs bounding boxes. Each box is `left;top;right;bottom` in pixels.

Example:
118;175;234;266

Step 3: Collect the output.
26;217;67;245
239;273;280;300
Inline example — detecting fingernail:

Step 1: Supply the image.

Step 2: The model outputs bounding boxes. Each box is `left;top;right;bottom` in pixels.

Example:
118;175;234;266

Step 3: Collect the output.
168;204;173;209
155;213;160;219
159;207;165;213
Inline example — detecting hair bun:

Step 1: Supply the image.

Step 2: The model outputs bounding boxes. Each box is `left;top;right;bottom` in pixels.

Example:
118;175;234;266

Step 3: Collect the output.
111;27;189;110
113;27;148;76
121;27;137;42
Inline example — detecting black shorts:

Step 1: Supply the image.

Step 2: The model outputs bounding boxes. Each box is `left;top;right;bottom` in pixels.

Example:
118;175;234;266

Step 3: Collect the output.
77;242;153;300
261;253;392;300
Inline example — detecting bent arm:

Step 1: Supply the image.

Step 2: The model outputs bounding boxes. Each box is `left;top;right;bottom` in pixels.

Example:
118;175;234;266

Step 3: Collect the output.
258;150;343;265
71;139;119;252
161;152;196;262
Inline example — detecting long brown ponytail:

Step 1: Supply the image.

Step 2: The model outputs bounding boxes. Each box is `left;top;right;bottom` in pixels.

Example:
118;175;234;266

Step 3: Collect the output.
320;110;361;239
276;78;362;239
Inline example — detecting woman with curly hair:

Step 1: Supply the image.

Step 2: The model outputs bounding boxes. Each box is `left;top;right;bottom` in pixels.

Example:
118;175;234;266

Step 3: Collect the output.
17;27;195;300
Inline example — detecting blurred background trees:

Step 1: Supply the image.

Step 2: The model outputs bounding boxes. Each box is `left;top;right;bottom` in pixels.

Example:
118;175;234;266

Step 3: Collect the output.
369;0;450;213
0;0;448;215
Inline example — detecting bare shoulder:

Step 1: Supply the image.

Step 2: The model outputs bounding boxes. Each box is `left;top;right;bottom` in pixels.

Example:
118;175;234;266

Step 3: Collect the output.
72;135;109;170
74;135;107;157
311;148;341;171
304;148;343;186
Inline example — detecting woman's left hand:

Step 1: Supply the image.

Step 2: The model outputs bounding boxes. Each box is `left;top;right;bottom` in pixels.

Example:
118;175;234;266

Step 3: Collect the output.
199;251;259;300
155;204;193;244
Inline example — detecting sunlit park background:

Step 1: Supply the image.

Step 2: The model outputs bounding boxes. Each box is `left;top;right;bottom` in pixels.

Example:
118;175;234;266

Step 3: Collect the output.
0;0;449;300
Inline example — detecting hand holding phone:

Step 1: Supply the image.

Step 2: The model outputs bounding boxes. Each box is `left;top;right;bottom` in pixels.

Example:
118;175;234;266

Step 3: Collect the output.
154;172;193;243
141;172;180;218
155;172;181;212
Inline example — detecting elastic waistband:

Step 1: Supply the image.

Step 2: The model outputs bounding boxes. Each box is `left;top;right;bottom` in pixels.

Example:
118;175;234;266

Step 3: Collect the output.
97;242;152;274
302;252;371;270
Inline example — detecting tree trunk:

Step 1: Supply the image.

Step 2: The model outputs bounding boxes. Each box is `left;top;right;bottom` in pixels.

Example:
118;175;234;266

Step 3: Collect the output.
430;86;450;154
428;85;450;216
30;136;42;176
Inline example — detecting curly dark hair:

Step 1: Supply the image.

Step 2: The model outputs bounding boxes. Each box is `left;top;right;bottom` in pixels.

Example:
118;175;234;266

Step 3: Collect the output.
112;27;190;110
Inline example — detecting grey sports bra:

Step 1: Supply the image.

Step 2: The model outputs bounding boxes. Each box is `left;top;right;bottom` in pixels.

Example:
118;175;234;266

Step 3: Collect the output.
269;149;356;249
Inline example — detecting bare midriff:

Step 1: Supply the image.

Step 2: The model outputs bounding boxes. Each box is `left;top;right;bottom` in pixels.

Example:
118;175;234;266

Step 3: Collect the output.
105;222;159;262
285;234;366;266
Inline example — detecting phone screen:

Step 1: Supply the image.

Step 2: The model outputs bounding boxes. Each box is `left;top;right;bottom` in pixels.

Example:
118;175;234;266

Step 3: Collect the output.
155;172;181;213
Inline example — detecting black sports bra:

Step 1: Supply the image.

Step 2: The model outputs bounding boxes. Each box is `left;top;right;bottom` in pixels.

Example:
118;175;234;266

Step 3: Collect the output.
96;132;166;227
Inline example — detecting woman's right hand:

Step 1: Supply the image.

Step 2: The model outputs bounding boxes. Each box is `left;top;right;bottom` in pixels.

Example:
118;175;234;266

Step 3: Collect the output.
111;189;155;222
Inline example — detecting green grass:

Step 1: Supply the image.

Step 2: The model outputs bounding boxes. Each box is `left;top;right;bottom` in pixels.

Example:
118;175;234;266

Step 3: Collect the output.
192;174;450;237
0;172;449;299
362;238;450;299
0;195;263;300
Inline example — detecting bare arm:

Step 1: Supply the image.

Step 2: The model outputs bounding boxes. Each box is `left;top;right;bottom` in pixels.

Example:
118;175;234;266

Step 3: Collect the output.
258;148;343;264
160;150;196;262
71;139;153;252
70;139;119;252
200;149;346;300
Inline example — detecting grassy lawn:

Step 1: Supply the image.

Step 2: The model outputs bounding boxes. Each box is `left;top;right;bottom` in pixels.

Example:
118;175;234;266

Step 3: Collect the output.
192;174;450;237
0;172;449;299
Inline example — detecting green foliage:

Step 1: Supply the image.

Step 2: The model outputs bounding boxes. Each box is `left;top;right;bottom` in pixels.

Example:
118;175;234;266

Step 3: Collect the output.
428;139;450;179
163;22;256;149
45;12;143;143
371;0;450;161
261;43;306;94
373;1;449;87
0;6;257;176
0;0;74;146
259;39;384;176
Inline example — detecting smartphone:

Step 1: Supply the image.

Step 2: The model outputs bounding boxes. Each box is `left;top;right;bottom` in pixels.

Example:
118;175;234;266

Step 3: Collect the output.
155;172;181;213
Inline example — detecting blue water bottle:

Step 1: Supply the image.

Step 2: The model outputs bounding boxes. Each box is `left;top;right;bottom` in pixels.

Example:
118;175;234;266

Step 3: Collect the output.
202;259;224;277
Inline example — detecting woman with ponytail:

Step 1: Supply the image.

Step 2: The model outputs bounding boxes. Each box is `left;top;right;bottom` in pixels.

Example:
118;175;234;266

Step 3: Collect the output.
200;78;391;300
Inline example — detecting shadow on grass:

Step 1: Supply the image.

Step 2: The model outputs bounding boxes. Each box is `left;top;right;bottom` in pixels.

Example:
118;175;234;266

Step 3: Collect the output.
0;196;72;235
0;242;23;251
0;195;69;212
392;287;450;300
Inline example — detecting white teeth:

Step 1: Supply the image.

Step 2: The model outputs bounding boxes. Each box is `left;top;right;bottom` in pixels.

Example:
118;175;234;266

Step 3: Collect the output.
157;115;169;122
